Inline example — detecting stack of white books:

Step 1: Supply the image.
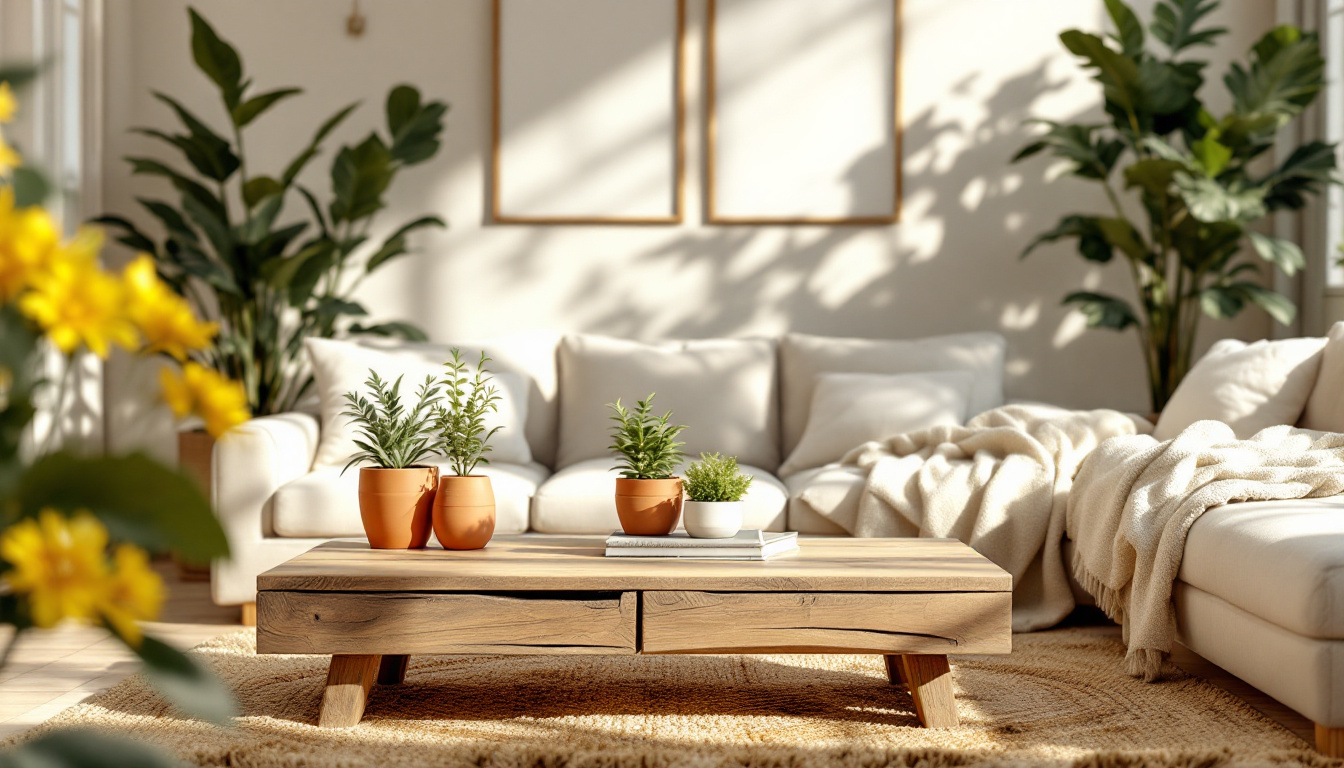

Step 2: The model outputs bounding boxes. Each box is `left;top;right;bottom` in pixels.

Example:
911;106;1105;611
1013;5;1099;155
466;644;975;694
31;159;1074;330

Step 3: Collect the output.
604;530;799;560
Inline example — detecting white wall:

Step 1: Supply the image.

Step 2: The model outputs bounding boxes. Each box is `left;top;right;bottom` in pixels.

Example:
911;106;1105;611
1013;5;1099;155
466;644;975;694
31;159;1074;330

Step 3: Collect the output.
101;0;1280;457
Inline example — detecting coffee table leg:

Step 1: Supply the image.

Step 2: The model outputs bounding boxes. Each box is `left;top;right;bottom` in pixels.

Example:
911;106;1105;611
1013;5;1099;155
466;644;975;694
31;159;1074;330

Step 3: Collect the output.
883;654;905;686
377;655;409;685
900;655;959;728
318;654;381;728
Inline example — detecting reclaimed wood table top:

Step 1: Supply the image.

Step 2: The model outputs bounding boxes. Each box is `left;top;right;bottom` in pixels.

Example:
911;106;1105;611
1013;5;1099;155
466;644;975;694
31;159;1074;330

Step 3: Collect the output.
257;535;1012;593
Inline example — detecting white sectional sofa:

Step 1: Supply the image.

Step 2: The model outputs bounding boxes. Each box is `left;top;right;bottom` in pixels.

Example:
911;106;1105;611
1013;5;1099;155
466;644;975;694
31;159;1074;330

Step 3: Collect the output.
210;327;1344;747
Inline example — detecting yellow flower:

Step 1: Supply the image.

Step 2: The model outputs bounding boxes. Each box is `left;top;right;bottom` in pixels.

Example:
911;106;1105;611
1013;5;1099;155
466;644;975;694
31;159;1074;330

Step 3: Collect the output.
122;255;217;361
18;229;139;357
160;362;250;438
0;132;18;177
0;187;60;301
0;509;109;628
100;544;165;646
0;82;15;123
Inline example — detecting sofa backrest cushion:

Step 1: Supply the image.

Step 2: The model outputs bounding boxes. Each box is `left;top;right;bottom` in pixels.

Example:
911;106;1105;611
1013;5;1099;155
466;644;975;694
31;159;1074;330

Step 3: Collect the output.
777;370;974;477
1153;335;1326;441
556;334;780;471
778;331;1007;458
1300;321;1344;433
305;330;560;468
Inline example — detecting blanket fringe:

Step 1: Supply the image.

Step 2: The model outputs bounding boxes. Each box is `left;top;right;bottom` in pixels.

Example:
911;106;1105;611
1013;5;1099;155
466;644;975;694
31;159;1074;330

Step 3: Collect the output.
1125;648;1168;683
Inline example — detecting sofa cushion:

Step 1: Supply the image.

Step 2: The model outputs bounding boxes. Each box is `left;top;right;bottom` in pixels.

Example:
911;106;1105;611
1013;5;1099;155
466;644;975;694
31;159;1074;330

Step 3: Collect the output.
1178;497;1344;639
1301;321;1344;433
1153;336;1325;441
271;461;549;538
306;337;541;470
779;332;1006;458
556;334;780;470
778;371;973;477
782;464;862;534
530;457;787;533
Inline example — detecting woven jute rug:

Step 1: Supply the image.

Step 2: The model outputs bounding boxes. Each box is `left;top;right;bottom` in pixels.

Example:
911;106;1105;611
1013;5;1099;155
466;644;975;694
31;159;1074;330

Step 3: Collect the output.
4;627;1333;767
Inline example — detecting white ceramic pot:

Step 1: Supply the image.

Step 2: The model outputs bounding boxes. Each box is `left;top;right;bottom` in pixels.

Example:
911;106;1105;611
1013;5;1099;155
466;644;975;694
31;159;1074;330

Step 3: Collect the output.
682;500;744;539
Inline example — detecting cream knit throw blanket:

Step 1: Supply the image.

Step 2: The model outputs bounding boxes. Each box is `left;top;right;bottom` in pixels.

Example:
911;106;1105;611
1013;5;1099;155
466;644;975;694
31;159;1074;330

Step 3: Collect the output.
801;404;1150;632
1068;421;1344;681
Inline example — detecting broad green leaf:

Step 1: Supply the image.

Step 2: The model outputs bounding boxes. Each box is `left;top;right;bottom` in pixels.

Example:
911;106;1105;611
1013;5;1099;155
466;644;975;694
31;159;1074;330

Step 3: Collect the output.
1174;172;1266;223
1059;31;1142;121
137;198;200;246
189;8;244;109
128;635;237;724
240;193;284;246
0;728;181;768
1191;132;1232;177
243;175;284;209
1261;140;1338;211
1096;216;1149;262
1201;281;1296;324
349;320;429;341
1063;291;1139;330
1239;282;1296;325
1225;26;1324;124
276;240;337;304
126;156;228;223
330;134;393;223
15;452;229;563
1124;158;1185;197
1247;230;1305;276
10;166;49;207
1137;59;1199;115
1172;217;1243;272
1021;214;1114;263
181;191;235;267
386;84;421;139
1150;0;1226;53
231;87;302;128
366;215;445;272
0;65;39;90
1012;121;1124;180
90;214;159;254
1104;0;1144;58
387;91;448;165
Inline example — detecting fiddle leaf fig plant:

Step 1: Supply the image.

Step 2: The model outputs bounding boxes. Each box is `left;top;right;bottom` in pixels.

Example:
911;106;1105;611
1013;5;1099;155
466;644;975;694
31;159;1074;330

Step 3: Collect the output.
1013;0;1338;411
608;393;686;480
96;7;448;418
435;349;503;477
339;370;442;473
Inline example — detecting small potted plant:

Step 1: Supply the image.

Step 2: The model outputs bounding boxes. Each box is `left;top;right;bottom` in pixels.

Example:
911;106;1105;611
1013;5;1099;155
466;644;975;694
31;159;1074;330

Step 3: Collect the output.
682;453;753;538
341;371;442;549
608;394;687;535
431;349;503;550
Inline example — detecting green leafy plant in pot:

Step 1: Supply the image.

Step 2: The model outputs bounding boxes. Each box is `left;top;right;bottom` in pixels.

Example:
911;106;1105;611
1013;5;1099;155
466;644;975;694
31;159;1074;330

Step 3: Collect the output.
1013;0;1338;411
340;371;441;549
96;7;448;422
682;452;754;539
431;350;503;550
608;394;687;535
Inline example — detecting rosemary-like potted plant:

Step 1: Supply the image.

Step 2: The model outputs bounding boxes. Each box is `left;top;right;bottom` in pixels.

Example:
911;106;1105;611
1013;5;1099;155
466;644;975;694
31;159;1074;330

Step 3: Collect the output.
340;371;442;549
608;394;687;535
431;349;503;550
682;453;754;539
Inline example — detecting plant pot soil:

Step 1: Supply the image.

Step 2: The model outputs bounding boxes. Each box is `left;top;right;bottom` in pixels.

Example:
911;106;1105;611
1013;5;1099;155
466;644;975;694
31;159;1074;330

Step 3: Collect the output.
433;475;496;550
614;477;684;535
358;466;438;549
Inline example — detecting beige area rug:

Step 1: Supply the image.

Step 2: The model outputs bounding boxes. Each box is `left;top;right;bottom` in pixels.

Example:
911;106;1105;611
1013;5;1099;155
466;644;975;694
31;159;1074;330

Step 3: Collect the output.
4;627;1333;767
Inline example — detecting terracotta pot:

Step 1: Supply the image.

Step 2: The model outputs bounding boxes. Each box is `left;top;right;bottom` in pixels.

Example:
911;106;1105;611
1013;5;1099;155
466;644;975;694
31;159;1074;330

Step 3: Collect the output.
358;466;438;549
433;475;496;550
614;477;683;535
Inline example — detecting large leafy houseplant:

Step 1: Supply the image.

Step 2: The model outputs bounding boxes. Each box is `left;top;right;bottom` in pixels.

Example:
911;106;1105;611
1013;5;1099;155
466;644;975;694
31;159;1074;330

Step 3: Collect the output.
0;72;239;767
1014;0;1337;410
98;8;448;417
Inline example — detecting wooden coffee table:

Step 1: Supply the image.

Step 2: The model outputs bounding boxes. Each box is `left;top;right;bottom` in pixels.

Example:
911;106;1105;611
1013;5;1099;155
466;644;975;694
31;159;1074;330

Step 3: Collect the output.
256;536;1012;729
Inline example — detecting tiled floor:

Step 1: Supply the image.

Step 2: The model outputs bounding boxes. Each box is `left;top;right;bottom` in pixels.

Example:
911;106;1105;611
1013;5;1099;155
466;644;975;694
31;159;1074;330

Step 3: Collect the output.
0;569;1317;749
0;562;242;740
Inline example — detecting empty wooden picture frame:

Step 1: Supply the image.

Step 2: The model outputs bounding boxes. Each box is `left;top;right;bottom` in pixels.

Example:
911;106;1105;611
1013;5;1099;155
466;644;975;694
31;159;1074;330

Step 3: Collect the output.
706;0;902;225
492;0;686;225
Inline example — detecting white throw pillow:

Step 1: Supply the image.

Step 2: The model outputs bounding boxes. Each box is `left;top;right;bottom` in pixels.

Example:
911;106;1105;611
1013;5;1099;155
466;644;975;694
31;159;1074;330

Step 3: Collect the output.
306;338;532;469
779;331;1006;457
1153;336;1326;441
778;371;974;477
556;334;779;470
1299;321;1344;433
